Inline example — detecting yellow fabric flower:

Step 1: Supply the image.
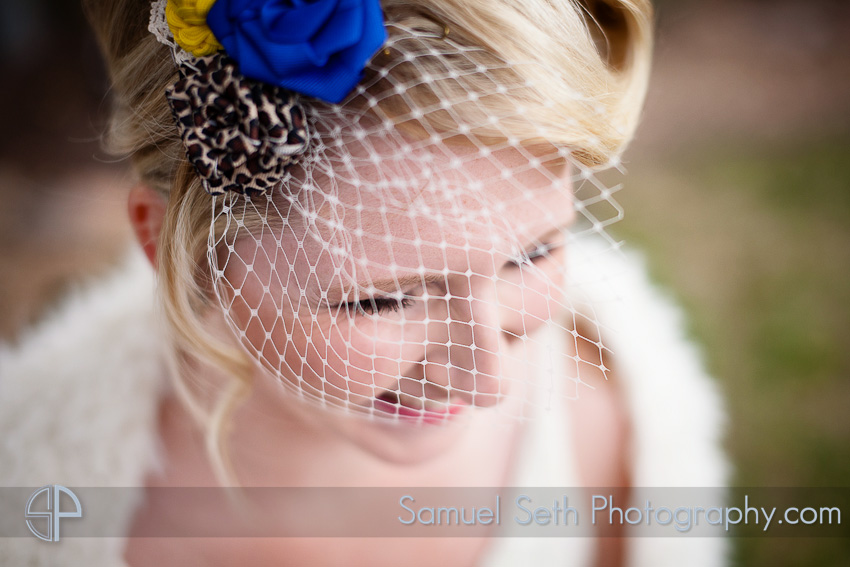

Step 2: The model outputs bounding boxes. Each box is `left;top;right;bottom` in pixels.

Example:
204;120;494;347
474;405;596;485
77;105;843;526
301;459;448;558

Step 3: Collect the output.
166;0;222;57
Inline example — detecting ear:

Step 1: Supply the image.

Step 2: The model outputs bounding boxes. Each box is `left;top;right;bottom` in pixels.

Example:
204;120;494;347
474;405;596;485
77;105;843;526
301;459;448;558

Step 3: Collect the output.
128;184;167;269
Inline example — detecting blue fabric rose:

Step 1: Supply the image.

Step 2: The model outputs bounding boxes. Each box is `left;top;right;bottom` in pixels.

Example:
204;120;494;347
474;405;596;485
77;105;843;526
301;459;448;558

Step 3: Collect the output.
206;0;387;104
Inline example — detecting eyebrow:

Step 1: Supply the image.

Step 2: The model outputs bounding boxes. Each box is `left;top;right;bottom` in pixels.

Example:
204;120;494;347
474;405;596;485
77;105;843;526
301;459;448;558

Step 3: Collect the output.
368;273;448;292
527;225;570;250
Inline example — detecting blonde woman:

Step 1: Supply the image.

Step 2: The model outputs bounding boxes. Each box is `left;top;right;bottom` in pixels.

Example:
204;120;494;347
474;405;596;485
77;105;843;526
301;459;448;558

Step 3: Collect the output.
0;0;728;565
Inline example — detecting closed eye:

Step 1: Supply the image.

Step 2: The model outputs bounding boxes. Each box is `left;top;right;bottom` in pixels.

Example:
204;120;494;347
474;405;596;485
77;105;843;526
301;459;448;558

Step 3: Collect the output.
339;295;415;316
507;242;562;268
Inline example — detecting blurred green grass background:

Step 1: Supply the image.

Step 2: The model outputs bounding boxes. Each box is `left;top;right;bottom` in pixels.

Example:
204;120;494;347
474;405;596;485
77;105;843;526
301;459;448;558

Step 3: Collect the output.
610;138;850;564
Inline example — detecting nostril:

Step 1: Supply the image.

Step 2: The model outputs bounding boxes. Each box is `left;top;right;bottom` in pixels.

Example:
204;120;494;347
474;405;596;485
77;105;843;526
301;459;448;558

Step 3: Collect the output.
501;329;521;343
376;390;399;404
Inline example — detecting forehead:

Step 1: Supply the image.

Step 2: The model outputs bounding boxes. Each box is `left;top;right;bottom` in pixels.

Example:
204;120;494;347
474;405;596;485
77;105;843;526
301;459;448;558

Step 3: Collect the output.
282;134;573;241
228;139;573;300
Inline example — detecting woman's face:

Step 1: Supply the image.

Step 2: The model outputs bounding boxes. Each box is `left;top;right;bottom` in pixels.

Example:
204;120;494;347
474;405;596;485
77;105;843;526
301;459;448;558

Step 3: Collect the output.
216;138;576;462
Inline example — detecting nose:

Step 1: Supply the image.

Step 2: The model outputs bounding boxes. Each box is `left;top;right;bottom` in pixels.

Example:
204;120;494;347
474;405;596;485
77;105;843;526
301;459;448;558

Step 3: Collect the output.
422;275;504;407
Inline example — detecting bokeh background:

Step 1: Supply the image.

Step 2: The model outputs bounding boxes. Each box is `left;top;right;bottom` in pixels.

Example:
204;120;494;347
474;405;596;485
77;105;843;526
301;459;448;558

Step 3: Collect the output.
1;0;848;564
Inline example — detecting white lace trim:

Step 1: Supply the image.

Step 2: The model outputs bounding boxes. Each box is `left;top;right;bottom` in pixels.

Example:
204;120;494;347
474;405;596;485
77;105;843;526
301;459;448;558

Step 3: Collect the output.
148;0;196;66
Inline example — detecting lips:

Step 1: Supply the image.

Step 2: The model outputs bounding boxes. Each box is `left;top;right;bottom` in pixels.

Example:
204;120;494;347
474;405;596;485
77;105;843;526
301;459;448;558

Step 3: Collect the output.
373;390;467;424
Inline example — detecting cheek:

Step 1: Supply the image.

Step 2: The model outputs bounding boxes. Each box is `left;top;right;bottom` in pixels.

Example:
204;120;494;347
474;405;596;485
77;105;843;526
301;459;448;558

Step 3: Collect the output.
221;247;431;407
318;314;430;400
497;247;568;338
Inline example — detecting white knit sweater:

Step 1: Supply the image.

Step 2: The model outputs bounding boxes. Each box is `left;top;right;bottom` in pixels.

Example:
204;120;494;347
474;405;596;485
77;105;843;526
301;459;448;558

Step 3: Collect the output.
0;239;730;566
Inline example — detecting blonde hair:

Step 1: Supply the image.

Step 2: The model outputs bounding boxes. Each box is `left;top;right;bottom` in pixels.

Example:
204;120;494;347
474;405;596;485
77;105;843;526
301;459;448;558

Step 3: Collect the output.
84;0;653;485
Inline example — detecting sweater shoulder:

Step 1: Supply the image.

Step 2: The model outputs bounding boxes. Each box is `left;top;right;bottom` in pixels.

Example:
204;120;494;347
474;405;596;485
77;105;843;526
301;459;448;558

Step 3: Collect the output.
568;237;730;487
0;248;166;487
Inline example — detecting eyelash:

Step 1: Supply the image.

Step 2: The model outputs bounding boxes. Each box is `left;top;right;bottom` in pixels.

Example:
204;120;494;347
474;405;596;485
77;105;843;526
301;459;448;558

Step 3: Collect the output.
342;296;415;316
509;243;560;267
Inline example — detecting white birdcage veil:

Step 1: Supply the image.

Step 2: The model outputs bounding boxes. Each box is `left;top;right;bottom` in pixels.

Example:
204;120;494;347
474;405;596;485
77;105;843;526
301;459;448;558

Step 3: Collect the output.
152;4;627;425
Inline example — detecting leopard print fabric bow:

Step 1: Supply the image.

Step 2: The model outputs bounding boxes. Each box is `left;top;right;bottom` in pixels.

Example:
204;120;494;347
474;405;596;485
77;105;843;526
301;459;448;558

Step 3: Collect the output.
166;54;310;196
